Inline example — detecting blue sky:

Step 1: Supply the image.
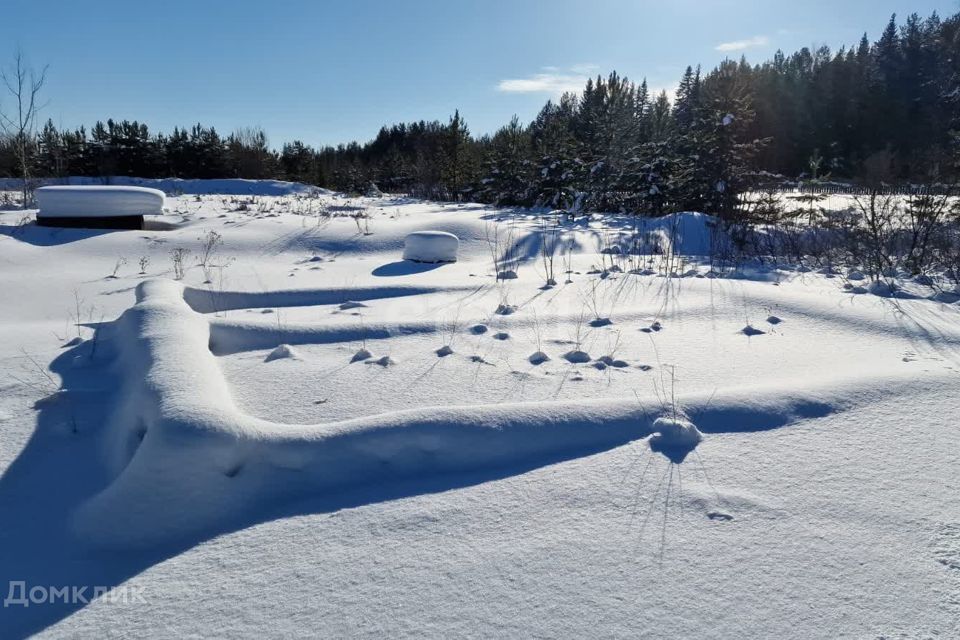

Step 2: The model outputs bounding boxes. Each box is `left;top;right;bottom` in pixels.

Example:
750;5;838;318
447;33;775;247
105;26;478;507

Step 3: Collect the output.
1;0;956;148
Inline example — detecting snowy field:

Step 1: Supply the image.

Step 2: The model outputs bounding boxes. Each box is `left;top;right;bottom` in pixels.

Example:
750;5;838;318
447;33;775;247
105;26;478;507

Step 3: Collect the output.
0;180;958;638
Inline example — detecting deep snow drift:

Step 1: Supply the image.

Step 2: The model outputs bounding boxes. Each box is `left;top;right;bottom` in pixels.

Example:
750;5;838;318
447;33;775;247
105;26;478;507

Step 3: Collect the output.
0;182;957;639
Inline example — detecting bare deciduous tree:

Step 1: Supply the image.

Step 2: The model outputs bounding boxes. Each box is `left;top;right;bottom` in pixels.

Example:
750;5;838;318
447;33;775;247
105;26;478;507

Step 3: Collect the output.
0;51;48;208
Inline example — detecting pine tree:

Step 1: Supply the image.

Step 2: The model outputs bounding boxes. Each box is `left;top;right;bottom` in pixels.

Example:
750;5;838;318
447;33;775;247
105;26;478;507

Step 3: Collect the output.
479;115;532;206
529;97;580;210
440;110;474;199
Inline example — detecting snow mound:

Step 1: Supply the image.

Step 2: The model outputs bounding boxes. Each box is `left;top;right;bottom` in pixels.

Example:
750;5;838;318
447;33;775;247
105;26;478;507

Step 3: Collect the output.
742;325;765;336
264;344;300;362
563;350;591;363
865;280;915;298
403;231;459;263
528;351;550;365
649;415;703;462
351;348;373;363
435;345;454;357
36;185;165;218
597;355;629;368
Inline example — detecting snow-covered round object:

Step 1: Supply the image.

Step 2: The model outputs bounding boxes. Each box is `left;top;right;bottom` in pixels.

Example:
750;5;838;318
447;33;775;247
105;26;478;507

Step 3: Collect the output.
36;185;165;218
649;416;703;462
651;416;702;449
403;231;459;263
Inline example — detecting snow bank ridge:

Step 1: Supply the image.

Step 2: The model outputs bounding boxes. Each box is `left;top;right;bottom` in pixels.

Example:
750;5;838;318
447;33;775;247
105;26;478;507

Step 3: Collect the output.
73;279;849;546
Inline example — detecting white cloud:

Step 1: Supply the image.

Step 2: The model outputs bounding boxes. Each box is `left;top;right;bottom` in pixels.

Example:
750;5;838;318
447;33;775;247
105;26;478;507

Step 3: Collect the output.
496;64;598;96
569;63;600;75
715;35;770;52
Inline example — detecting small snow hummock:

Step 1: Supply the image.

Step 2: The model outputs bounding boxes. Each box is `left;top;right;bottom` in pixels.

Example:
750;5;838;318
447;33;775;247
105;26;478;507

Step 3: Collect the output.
596;355;629;368
649;415;703;463
528;351;550;365
867;280;897;297
265;344;300;362
742;324;765;336
436;345;454;357
563;350;591;364
402;231;459;263
351;347;373;363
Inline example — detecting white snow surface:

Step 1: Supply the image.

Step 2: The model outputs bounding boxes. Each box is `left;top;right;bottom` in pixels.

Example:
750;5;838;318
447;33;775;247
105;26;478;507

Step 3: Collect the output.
0;181;958;638
402;230;459;263
36;185;165;218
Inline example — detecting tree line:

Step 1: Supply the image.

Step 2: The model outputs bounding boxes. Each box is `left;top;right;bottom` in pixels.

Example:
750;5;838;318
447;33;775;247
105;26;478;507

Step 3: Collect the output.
2;11;958;217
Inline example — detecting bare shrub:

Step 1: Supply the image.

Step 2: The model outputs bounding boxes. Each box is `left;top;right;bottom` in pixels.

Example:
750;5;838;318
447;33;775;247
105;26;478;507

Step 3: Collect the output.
108;256;127;279
484;220;520;280
171;248;190;280
538;215;560;287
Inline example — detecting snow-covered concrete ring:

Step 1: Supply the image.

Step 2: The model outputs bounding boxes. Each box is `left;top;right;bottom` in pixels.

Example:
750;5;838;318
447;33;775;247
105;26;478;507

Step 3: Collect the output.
36;185;166;217
402;230;459;263
36;185;165;229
